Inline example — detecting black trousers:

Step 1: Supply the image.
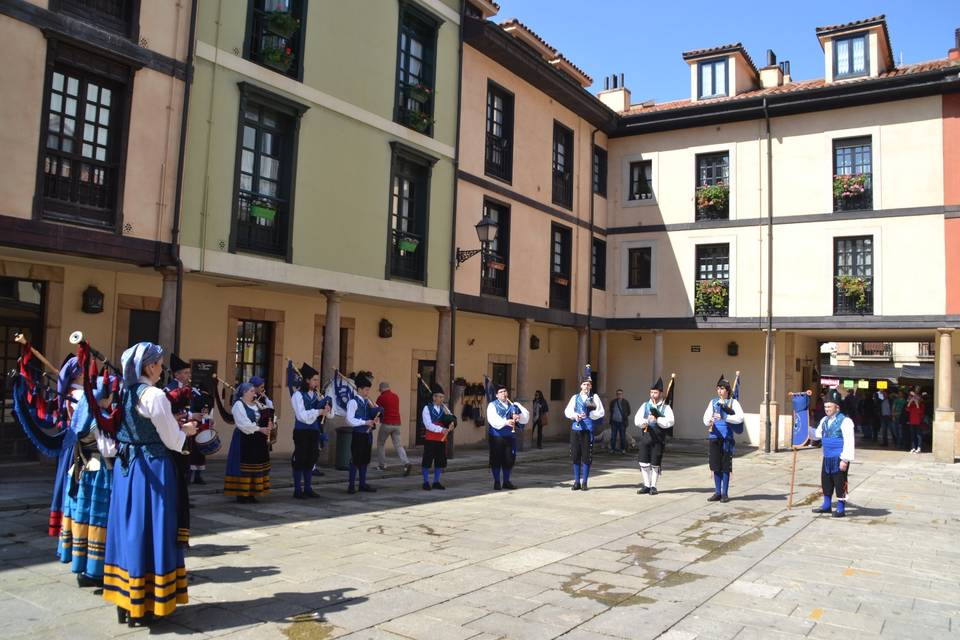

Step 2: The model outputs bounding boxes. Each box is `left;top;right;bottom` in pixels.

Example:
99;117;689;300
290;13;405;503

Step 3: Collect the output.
421;440;447;469
292;429;319;471
708;439;732;473
637;428;665;466
531;419;544;448
821;461;848;499
350;431;372;467
488;436;516;469
570;429;593;465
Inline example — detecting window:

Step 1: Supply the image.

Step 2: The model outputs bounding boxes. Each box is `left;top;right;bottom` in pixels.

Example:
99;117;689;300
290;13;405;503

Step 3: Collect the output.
128;309;160;346
695;244;729;317
491;363;512;395
549;224;572;310
52;0;140;38
834;34;868;79
388;144;435;283
244;0;307;81
833;136;872;212
834;236;873;315
698;58;728;99
628;160;653;201
627;247;652;290
395;3;438;136
234;319;272;388
592;238;606;290
552;122;574;209
485;82;514;182
39;42;130;229
695;152;729;220
232;85;307;259
593;146;607;197
549;378;565;402
480;200;509;297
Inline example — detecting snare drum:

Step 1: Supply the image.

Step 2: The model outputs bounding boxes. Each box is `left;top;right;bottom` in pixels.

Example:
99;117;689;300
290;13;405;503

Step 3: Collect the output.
194;428;222;456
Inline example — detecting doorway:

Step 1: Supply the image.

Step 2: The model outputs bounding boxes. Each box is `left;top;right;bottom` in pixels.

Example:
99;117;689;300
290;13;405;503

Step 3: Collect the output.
0;277;45;461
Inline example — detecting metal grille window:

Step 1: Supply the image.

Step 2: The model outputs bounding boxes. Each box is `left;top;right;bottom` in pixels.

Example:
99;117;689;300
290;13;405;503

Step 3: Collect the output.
395;4;438;136
698;58;727;99
593;146;607;197
549;224;572;310
627;247;652;289
552;122;574;209
54;0;140;38
592;238;606;290
40;44;128;228
244;0;307;81
628;160;653;201
491;363;512;395
480;200;509;298
833;136;872;212
234;319;272;388
695;243;729;317
834;34;868;79
695;152;729;220
834;236;873;315
388;147;432;282
485;82;513;182
235;102;290;256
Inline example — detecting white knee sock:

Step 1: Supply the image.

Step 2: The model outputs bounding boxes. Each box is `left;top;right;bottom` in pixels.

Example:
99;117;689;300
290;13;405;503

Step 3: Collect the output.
650;466;661;488
639;463;652;487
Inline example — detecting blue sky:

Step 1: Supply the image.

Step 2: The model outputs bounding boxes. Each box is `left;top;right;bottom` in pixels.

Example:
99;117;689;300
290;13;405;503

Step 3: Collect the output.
496;0;959;102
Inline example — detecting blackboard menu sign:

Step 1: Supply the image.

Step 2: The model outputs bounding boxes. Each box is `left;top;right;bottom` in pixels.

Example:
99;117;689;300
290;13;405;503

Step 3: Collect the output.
190;359;218;394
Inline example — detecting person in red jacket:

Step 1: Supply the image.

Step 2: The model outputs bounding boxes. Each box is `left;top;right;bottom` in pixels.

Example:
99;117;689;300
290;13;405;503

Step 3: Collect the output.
904;389;925;454
375;382;411;475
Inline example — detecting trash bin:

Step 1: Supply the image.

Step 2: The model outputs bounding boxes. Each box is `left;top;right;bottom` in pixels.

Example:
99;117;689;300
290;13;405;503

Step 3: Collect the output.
335;426;353;470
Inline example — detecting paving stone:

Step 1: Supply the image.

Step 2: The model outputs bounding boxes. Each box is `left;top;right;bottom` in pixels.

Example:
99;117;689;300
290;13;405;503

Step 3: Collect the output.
466;611;568;640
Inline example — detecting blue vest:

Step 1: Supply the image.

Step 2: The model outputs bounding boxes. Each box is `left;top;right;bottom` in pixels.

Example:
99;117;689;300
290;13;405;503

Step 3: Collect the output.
116;384;169;474
489;400;518;438
240;402;259;425
294;390;323;432
821;412;846;473
571;394;596;432
708;398;742;440
351;398;372;434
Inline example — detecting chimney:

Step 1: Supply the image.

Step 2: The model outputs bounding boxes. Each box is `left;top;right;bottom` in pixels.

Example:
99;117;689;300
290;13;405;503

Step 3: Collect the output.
759;50;783;89
597;73;631;112
779;60;792;83
950;27;960;61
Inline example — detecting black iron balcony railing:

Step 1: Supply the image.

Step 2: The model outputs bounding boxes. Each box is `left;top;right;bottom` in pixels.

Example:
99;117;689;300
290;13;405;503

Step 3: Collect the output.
694;279;729;317
850;342;892;359
549;273;570;310
235;191;287;257
480;250;508;298
389;229;425;282
249;7;301;79
552;170;572;208
834;276;873;315
917;342;935;359
485;133;512;181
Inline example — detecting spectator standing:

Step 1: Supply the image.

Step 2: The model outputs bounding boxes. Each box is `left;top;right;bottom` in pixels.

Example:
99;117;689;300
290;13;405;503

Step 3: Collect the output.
608;389;631;454
905;390;925;453
530;390;549;450
858;392;876;441
892;390;907;449
876;391;893;447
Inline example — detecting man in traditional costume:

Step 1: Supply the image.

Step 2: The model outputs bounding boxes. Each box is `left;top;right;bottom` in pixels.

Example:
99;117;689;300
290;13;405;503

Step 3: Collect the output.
290;363;330;498
485;384;529;490
103;342;196;626
810;388;856;518
635;377;674;495
564;373;604;491
345;373;379;494
704;374;744;503
420;384;452;490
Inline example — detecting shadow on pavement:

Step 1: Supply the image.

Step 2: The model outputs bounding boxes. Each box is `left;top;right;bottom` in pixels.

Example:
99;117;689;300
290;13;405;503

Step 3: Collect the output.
190;564;280;584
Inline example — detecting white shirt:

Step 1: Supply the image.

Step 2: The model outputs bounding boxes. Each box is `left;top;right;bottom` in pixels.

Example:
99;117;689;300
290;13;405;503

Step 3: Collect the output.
346;398;373;428
291;390;321;424
135;376;186;452
231;400;260;435
486;400;530;429
702;399;745;427
564;393;605;421
421;403;448;434
635;400;675;429
813;415;856;462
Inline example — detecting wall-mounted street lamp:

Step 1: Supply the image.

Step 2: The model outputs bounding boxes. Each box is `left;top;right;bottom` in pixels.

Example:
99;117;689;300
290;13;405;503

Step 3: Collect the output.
455;217;498;268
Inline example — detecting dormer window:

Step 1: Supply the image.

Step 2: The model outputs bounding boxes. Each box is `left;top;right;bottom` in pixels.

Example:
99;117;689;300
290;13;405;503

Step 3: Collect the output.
834;34;868;78
698;58;728;99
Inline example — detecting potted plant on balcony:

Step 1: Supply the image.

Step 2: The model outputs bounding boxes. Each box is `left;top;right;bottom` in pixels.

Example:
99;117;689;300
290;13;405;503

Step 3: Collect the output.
695;182;729;218
695;279;728;316
406;82;433;104
262;46;294;72
835;275;869;311
486;259;505;271
266;11;301;38
552;275;569;286
249;198;277;222
405;109;433;133
833;174;868;202
397;234;419;252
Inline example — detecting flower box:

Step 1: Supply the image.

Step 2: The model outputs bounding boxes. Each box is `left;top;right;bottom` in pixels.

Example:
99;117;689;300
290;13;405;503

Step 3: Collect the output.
398;236;420;252
406;84;432;103
552;276;569;286
266;11;300;38
262;46;294;73
694;279;728;316
405;110;433;133
486;260;506;271
249;202;277;222
835;275;869;311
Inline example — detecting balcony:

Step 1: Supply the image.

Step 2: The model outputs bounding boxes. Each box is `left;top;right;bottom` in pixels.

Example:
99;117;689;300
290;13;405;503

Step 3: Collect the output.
917;342;935;361
694;279;729;318
850;342;892;361
833;174;872;212
834;275;873;315
389;229;425;282
549;273;570;311
552;170;572;209
695;184;729;221
480;250;508;298
248;8;302;80
484;133;511;182
235;191;287;257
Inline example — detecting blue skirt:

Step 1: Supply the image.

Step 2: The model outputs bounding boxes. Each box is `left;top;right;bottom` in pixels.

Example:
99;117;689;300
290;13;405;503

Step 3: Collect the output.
57;461;112;578
102;452;187;617
49;429;77;536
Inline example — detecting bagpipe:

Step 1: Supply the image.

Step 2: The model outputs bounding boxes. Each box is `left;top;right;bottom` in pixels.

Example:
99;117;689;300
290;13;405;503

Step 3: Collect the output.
209;374;236;426
645;373;675;432
323;369;383;429
417;375;457;441
286;360;333;427
70;332;122;437
11;333;71;456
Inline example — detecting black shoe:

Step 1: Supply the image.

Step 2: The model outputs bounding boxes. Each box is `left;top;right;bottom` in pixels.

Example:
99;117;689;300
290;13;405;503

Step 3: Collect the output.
720;495;730;503
503;481;516;490
432;482;445;490
304;490;320;498
347;486;356;494
403;464;411;476
649;487;658;495
293;489;304;499
811;507;831;514
581;484;589;491
77;572;100;588
572;482;581;491
832;510;846;518
193;474;206;485
422;482;431;490
707;494;722;502
359;485;376;493
637;485;650;495
494;481;502;491
117;607;129;624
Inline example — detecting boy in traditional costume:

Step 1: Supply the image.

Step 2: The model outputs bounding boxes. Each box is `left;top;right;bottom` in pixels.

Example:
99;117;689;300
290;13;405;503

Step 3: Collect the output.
564;372;604;491
635;377;674;495
703;374;744;503
810;388;856;518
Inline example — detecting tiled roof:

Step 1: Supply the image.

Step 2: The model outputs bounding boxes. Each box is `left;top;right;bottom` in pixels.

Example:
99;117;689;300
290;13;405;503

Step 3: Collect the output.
621;58;957;115
681;42;759;77
549;53;593;87
499;19;593;87
815;15;885;35
499;19;557;58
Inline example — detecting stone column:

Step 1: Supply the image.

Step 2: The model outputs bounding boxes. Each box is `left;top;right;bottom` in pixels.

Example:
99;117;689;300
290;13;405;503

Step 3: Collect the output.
652;329;664;385
597;330;608;398
576;327;588;379
320;291;342;379
516;319;532;403
933;328;956;463
436;307;452;394
158;268;177;358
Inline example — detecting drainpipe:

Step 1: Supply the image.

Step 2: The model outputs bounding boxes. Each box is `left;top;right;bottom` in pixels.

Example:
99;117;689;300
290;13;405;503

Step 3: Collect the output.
170;0;199;354
762;97;774;453
586;128;598;363
448;0;465;390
